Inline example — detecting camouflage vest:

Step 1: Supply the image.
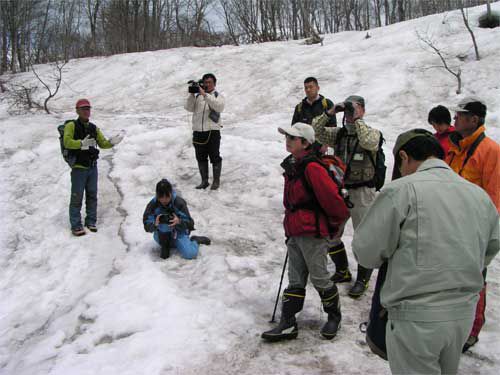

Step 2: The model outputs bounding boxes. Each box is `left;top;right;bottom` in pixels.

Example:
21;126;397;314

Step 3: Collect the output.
335;128;376;188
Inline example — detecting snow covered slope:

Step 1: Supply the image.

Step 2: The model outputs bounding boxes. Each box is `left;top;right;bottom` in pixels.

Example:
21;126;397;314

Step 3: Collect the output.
1;3;499;374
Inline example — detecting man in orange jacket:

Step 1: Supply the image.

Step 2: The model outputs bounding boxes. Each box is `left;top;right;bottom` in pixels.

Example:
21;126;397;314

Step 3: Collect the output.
447;96;500;351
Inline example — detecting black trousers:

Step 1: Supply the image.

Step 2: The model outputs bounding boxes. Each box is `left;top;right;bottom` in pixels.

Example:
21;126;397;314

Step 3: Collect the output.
193;130;222;164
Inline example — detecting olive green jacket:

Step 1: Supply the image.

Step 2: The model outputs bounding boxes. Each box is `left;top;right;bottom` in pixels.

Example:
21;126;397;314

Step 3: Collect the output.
311;113;380;151
353;159;499;321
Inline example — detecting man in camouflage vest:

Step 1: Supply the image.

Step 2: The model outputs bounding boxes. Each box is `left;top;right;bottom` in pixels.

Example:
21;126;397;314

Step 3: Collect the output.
311;95;382;298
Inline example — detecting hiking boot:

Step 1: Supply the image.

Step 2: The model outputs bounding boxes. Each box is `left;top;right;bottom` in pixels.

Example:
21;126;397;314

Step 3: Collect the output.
348;280;369;299
196;161;210;189
462;335;479;353
319;285;341;339
348;266;373;299
331;269;352;283
72;228;86;236
196;180;209;189
321;314;341;339
210;161;222;190
191;236;211;245
86;224;98;233
262;287;305;342
261;318;298;342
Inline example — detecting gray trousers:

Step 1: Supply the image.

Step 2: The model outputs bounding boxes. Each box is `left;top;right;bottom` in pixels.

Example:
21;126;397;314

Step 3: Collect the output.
287;236;333;291
328;186;377;246
386;316;473;374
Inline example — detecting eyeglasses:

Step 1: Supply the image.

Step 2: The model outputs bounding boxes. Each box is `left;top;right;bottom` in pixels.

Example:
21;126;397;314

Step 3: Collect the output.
78;106;91;110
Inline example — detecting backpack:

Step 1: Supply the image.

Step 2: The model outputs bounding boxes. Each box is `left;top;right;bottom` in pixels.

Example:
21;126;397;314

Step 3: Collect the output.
364;261;389;360
368;134;387;191
340;130;387;191
298;153;353;237
57;120;77;167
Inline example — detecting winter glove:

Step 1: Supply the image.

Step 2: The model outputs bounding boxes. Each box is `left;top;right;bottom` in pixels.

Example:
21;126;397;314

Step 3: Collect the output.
81;135;97;150
109;133;124;146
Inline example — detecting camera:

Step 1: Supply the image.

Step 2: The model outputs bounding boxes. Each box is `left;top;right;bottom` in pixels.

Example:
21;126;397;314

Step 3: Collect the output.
158;210;175;224
188;79;204;94
335;101;355;117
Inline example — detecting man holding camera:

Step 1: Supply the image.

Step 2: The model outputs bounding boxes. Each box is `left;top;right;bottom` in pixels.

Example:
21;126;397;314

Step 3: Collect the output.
184;73;225;190
311;96;382;298
143;179;210;259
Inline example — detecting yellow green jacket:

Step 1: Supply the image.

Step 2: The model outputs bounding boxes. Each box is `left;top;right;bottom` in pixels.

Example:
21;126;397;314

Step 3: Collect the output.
63;119;113;169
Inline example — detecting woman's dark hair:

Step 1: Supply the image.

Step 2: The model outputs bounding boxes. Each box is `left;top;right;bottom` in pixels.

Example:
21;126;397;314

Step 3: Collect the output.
202;73;217;84
156;179;172;197
428;105;451;125
392;133;444;180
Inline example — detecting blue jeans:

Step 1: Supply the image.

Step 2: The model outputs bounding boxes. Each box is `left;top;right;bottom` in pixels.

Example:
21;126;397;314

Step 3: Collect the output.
70;166;98;230
153;224;199;259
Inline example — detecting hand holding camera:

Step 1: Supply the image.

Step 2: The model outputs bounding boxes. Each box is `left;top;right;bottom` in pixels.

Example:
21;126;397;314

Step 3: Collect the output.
188;79;205;94
157;211;180;227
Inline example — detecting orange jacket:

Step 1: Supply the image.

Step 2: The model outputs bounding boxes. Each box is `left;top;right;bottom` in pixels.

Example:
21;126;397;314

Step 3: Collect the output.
446;125;500;212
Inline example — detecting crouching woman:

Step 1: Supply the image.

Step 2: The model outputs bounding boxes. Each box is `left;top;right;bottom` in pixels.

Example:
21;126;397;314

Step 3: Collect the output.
143;179;209;259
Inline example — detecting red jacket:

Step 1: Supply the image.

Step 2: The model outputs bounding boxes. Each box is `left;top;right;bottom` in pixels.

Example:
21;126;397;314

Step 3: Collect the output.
434;126;455;156
282;152;350;237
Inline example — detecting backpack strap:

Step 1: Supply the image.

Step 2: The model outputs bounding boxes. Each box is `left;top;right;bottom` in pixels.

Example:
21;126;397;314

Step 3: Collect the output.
457;133;485;176
322;98;328;110
299;157;324;238
297;102;302;114
343;137;360;182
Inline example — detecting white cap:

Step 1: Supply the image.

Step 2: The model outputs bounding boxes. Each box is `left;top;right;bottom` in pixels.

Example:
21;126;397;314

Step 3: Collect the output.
278;123;315;144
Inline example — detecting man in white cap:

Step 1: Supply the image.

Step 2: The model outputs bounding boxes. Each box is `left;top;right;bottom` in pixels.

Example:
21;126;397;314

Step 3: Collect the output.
261;123;349;342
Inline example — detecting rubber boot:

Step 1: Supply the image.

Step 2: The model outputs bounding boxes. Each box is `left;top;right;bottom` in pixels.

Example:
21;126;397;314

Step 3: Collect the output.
210;161;222;190
261;287;305;342
319;285;342;339
329;242;352;283
158;232;171;259
190;235;211;245
348;265;373;299
195;161;210;189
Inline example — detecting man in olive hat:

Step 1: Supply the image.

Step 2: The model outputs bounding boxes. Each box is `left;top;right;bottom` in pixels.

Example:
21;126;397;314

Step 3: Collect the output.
311;95;384;298
352;129;499;374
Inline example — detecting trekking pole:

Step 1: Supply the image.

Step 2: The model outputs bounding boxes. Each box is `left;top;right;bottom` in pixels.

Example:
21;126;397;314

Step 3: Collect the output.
270;252;288;323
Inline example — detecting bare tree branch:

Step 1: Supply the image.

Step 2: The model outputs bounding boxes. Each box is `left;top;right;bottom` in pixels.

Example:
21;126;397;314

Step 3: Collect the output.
416;30;462;94
460;4;480;61
30;60;67;114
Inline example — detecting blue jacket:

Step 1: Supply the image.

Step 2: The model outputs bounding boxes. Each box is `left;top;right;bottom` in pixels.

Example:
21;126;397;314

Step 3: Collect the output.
142;191;195;234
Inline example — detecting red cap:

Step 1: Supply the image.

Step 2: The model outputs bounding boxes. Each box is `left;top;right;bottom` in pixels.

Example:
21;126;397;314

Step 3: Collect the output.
75;98;91;108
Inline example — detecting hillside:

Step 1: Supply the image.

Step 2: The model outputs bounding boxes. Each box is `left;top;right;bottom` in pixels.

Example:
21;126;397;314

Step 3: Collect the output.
1;3;499;374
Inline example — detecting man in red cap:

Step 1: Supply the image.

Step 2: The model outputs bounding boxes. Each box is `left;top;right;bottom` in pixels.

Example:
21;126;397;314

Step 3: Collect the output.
63;99;124;236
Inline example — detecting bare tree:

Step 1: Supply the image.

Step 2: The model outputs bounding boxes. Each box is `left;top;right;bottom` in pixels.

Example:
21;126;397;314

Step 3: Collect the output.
30;61;67;114
86;0;101;55
416;30;462;94
460;4;480;60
